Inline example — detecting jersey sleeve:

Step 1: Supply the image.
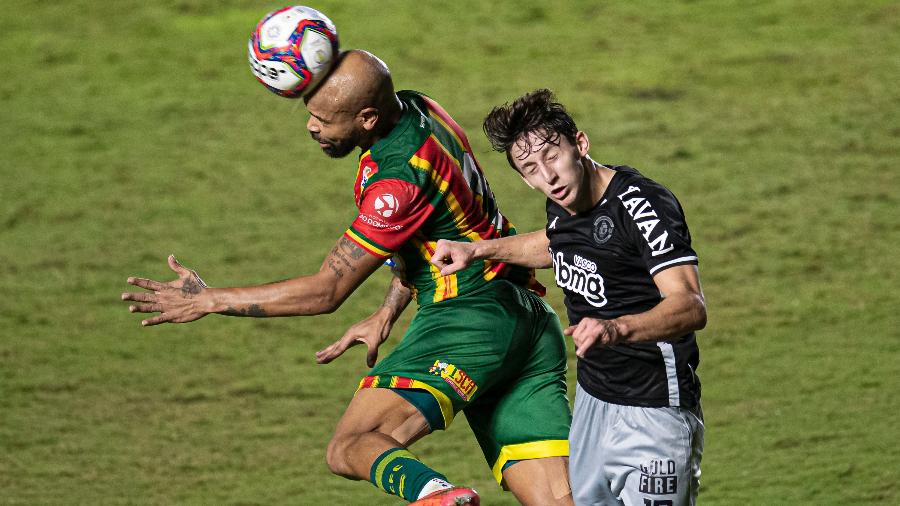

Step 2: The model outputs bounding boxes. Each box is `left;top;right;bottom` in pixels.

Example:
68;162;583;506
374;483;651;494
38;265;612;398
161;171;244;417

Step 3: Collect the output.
618;181;698;276
343;179;433;259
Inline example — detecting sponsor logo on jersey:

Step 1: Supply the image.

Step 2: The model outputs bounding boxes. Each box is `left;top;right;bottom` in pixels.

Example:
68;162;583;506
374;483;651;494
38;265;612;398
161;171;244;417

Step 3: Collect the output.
592;215;614;245
617;186;676;257
638;458;678;495
573;254;597;273
429;360;478;401
373;193;399;218
552;250;607;308
358;213;404;231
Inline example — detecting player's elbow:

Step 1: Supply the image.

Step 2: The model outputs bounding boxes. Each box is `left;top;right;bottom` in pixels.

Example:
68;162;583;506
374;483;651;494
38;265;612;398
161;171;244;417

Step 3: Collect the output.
691;294;707;331
312;292;342;315
288;287;342;315
536;253;553;269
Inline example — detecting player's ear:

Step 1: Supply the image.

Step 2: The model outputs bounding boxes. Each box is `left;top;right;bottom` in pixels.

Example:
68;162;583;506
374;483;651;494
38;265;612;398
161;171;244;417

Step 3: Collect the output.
575;131;590;157
357;107;379;131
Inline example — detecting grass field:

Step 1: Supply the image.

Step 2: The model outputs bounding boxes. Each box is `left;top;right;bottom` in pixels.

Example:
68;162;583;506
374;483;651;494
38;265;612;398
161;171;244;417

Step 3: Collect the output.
2;0;899;504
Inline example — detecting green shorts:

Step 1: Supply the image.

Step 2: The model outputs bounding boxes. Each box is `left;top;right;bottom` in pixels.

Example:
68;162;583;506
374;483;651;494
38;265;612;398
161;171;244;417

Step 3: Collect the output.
357;280;571;484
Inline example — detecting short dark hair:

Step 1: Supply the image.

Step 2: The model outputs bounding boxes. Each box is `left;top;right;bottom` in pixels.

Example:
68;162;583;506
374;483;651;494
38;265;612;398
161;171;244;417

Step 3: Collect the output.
483;89;579;170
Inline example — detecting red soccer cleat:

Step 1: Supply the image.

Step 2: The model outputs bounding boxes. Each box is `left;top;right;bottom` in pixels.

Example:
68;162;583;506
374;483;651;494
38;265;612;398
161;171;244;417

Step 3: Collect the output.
409;486;480;506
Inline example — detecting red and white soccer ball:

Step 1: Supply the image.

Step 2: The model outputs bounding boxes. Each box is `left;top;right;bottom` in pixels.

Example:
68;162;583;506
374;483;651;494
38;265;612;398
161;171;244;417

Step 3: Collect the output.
248;6;339;98
373;194;399;218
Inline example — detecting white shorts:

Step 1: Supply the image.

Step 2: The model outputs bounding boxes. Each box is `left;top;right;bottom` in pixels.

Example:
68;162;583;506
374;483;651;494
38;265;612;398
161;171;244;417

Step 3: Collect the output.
569;384;705;506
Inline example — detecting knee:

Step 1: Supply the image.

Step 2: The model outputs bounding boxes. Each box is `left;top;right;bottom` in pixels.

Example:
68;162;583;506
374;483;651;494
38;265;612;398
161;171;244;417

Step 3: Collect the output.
325;433;356;478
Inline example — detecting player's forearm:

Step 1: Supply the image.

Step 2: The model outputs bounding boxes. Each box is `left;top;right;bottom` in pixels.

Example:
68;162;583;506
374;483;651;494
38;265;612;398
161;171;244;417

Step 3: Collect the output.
375;276;413;323
204;273;340;317
615;292;707;343
473;230;551;268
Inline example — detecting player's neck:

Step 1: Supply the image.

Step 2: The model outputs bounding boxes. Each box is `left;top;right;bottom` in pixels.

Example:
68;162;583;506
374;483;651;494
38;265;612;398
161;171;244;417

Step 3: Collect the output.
589;160;616;203
570;158;614;213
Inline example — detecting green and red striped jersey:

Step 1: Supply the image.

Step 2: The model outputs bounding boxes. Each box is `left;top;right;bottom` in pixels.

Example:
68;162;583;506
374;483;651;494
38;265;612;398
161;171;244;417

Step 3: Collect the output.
343;90;542;305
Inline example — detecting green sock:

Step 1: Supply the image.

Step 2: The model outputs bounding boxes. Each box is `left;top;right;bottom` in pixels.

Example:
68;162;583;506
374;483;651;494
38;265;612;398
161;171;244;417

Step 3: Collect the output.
370;447;448;501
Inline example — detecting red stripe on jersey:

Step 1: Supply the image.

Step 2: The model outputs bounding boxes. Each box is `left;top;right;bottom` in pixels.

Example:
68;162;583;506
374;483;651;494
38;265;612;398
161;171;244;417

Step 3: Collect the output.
421;95;477;153
414;137;498;241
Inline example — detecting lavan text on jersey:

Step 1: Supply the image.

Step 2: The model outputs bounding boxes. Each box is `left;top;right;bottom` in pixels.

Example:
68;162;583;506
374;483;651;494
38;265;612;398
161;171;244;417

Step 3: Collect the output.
618;185;675;257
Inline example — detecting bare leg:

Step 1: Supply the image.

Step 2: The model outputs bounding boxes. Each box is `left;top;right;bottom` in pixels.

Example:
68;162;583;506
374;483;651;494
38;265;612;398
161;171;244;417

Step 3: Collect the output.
326;388;431;479
503;457;574;506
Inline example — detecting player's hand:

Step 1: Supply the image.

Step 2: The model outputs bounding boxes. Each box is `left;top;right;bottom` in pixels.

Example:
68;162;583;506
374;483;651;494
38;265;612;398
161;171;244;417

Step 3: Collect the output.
430;239;476;276
121;255;211;326
316;309;393;367
564;318;624;358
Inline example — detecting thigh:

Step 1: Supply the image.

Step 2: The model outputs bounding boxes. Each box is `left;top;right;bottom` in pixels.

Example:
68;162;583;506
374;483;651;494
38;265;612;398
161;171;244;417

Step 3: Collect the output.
332;387;431;448
569;385;621;506
606;404;705;506
363;286;541;430
465;305;571;486
327;388;432;479
503;456;573;506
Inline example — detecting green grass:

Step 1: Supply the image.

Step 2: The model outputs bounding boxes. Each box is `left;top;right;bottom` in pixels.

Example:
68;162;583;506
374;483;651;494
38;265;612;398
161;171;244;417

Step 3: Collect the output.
2;0;898;504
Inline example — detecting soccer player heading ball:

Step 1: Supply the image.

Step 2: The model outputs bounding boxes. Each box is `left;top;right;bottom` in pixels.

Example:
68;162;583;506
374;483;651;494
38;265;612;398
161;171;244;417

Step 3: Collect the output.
432;89;708;505
123;51;576;505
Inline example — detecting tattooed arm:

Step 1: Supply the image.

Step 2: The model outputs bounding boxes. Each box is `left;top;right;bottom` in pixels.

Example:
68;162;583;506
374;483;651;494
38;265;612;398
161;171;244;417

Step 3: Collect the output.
375;275;413;324
122;236;384;326
315;276;412;366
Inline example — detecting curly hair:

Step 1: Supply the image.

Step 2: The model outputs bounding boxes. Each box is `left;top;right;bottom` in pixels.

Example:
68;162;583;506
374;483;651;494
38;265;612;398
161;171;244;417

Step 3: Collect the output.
482;89;579;170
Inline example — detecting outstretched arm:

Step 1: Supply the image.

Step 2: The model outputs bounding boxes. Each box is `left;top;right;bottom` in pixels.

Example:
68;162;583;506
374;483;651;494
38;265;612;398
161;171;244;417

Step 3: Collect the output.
315;275;412;366
431;230;551;275
122;236;383;326
565;265;707;357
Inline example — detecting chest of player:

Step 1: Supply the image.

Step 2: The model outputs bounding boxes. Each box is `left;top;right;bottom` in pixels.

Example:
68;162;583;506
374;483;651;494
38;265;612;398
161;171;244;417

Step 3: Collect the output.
547;209;660;318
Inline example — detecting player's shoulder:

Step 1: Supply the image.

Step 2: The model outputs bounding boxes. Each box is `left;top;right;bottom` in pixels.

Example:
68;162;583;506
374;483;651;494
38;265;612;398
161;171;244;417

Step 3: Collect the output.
607;165;681;207
608;165;665;191
397;89;428;103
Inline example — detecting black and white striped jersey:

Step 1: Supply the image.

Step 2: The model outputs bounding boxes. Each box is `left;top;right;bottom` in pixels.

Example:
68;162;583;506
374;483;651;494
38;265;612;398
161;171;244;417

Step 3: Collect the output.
545;165;701;408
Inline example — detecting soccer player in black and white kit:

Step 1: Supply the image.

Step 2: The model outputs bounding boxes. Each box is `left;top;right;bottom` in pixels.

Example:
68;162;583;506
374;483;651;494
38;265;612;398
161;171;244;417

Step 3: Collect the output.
431;89;707;506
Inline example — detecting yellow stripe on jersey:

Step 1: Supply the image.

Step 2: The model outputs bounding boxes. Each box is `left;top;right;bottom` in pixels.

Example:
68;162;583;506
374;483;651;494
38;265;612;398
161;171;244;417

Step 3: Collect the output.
408;139;482;244
482;260;502;282
344;228;392;258
446;272;458;300
409;236;458;303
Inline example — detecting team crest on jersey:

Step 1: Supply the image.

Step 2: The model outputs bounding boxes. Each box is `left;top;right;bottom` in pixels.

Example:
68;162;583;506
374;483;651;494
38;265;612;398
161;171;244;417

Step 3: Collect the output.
429;360;478;401
373;193;399;218
592;215;614;245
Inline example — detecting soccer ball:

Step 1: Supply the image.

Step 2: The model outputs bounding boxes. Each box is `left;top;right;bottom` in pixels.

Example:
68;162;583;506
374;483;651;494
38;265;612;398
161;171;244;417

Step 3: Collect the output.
248;6;339;98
